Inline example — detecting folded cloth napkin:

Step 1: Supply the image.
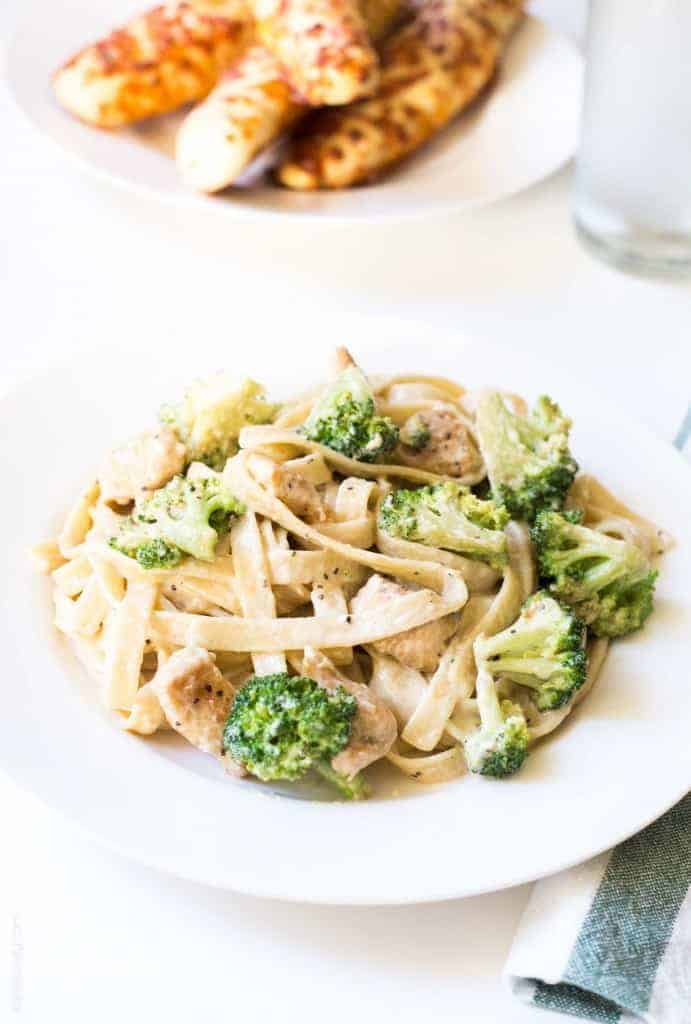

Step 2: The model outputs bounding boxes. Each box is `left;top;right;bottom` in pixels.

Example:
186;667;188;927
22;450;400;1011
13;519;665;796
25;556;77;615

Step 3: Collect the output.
506;796;690;1023
505;410;691;1024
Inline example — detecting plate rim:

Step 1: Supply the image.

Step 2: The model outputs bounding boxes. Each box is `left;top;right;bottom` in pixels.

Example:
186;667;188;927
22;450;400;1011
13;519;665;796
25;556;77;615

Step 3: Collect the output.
4;760;689;906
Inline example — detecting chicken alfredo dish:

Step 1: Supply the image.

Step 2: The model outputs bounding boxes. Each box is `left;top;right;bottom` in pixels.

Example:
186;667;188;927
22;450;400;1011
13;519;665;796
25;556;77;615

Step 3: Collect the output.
33;350;671;799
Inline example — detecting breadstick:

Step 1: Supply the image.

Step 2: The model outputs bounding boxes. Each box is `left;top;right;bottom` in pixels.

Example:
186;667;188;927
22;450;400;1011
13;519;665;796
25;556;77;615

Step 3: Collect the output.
277;0;524;189
53;1;253;128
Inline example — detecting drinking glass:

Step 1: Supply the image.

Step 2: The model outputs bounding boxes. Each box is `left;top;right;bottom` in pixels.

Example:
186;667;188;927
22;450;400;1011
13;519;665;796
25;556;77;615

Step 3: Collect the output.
573;0;691;276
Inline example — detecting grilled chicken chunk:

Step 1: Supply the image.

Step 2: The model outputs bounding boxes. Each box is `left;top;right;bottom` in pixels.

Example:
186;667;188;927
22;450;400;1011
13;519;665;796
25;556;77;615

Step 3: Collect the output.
302;648;397;777
351;574;458;673
249;453;326;520
274;467;326;521
251;0;379;107
397;405;482;478
177;0;401;192
98;427;186;507
53;1;253;128
153;646;245;773
278;0;525;189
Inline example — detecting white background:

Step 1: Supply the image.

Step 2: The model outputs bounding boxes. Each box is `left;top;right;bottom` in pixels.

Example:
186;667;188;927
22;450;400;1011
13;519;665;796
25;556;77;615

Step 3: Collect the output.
1;1;690;1021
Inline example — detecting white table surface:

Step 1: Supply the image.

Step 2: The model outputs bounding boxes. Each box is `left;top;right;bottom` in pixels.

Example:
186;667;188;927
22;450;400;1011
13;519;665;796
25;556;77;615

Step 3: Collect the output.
1;2;690;1021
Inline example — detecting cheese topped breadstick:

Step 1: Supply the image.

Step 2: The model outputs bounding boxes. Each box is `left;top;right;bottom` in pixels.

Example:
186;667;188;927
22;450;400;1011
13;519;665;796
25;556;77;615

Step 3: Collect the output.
53;1;254;128
177;0;401;191
277;0;525;189
250;0;380;106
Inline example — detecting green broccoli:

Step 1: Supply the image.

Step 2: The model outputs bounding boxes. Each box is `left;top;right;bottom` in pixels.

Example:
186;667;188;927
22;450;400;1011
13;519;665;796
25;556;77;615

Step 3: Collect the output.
110;468;245;565
532;510;657;638
463;668;529;777
378;481;510;569
474;591;587;711
222;673;369;800
399;413;431;451
475;392;578;522
302;365;398;463
160;373;279;470
311;760;371;801
108;524;183;570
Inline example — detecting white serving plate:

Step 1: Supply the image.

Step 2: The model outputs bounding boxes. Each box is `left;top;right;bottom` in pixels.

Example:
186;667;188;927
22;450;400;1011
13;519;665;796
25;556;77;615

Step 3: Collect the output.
1;320;689;904
4;2;582;221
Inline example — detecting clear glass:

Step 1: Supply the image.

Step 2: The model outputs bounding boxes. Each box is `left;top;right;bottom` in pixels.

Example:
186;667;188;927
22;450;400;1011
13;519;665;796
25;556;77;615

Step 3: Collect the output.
573;0;691;276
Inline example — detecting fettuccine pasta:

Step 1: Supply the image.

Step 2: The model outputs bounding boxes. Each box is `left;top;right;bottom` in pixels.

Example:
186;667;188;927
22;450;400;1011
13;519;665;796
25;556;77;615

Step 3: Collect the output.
33;349;671;798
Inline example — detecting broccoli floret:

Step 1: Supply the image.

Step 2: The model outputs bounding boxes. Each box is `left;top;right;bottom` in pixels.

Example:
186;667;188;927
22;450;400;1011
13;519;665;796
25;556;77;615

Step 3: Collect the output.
302;365;398;463
109;467;245;565
222;673;368;799
474;591;587;710
463;668;529;777
136;469;244;561
160;374;279;470
378;481;510;569
400;413;431;451
314;760;371;800
532;511;657;638
475;392;578;522
109;525;183;569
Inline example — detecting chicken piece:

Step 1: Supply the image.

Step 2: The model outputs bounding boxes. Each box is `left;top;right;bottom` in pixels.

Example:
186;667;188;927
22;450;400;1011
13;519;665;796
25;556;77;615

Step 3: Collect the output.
98;427;186;507
249;453;326;520
250;0;379;106
277;0;525;189
176;0;401;192
53;1;253;129
273;466;326;521
302;648;397;777
351;574;458;673
153;646;245;774
397;405;482;478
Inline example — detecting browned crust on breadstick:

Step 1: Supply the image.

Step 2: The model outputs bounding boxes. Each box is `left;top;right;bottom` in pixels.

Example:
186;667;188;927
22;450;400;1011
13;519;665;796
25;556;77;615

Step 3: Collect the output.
54;1;253;128
277;0;524;188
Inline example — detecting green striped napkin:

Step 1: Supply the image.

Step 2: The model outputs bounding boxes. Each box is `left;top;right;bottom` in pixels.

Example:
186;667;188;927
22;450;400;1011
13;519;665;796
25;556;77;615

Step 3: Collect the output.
506;411;691;1023
506;796;690;1022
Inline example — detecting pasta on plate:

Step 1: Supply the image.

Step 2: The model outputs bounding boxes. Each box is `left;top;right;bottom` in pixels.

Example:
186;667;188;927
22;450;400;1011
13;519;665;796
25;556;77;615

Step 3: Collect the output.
32;348;672;800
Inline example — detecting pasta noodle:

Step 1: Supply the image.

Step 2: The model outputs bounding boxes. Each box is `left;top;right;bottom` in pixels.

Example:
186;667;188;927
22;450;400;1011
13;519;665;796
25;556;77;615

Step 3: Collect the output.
239;426;466;485
33;353;671;797
58;481;100;557
230;509;286;675
103;580;158;710
567;475;673;557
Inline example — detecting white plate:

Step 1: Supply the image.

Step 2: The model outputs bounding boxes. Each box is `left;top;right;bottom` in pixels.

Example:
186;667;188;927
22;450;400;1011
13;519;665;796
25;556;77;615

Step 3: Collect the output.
3;1;582;221
1;319;689;905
